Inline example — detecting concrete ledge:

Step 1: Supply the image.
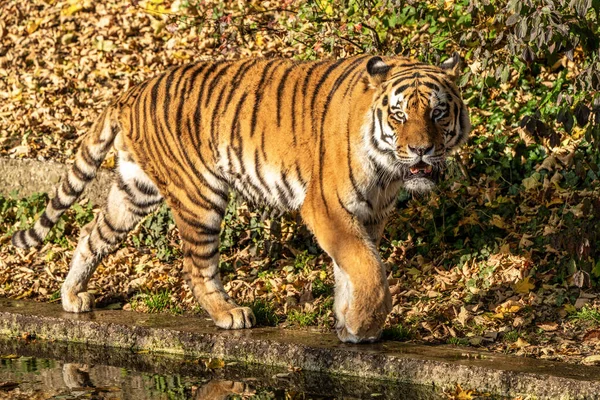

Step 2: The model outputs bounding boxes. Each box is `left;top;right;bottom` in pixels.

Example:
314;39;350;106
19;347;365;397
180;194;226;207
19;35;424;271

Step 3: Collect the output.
0;299;598;399
0;157;114;204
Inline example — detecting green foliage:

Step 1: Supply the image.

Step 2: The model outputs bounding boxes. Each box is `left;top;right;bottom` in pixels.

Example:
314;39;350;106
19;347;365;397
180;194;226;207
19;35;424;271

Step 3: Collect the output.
311;277;334;298
248;299;280;326
447;337;470;346
131;204;179;262
381;324;413;341
503;330;521;343
131;290;182;314
570;306;600;324
287;309;319;326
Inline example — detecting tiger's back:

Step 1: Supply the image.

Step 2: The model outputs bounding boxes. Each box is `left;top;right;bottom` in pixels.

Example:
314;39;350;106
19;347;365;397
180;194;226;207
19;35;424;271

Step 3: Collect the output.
13;55;470;343
119;57;376;213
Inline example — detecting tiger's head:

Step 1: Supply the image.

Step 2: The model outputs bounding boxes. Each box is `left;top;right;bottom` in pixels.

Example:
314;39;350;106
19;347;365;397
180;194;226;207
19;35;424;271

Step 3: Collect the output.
363;54;471;193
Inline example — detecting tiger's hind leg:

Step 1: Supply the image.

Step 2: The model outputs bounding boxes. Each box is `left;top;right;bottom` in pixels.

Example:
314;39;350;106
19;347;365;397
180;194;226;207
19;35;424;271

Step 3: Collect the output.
167;184;255;329
61;152;163;312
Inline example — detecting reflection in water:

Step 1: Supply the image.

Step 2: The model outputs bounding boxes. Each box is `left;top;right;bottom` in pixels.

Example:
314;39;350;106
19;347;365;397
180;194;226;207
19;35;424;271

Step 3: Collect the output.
0;341;440;400
62;363;94;390
194;380;254;399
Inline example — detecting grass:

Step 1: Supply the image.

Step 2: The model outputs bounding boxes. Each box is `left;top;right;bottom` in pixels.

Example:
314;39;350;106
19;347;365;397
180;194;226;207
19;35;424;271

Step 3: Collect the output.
131;290;182;314
503;330;520;343
447;337;470;346
570;306;600;325
287;309;319;327
247;299;279;327
381;324;412;341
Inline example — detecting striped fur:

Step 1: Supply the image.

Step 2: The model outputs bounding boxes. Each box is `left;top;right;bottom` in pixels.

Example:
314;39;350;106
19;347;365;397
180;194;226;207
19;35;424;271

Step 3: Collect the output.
12;54;470;343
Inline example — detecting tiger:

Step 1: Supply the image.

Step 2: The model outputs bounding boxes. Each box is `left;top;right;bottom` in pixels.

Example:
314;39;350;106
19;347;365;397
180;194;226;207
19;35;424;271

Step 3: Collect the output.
12;54;470;343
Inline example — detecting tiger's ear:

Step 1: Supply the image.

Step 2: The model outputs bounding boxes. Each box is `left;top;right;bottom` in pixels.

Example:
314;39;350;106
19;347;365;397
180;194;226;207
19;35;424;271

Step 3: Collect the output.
366;56;391;87
440;52;462;82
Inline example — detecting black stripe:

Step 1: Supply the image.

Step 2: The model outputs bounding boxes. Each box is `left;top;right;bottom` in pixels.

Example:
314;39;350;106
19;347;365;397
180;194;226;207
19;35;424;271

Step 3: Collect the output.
336;192;354;217
290;80;299;146
72;162;95;182
204;61;234;108
27;229;42;245
230;92;248;142
39;212;54;228
177;212;221;235
129;196;163;210
81;145;102;168
179;233;217;247
276;63;296;127
87;234;97;255
133;179;159;196
253;149;269;193
189;247;219;261
394;83;411;96
250;60;279;137
96;224;117;246
51;195;71;211
346;123;373;210
309;58;346;111
294;163;307;188
104;216;129;234
222;60;259;113
62;178;83;198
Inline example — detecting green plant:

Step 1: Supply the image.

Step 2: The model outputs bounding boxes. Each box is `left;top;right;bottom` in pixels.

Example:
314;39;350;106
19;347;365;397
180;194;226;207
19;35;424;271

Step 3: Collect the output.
382;324;412;341
248;299;280;326
131;204;179;262
447;337;470;346
570;306;600;324
503;330;521;343
287;309;318;326
131;290;180;314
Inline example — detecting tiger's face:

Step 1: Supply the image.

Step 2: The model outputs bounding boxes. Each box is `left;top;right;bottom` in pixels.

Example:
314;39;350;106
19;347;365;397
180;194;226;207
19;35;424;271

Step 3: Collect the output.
364;54;471;193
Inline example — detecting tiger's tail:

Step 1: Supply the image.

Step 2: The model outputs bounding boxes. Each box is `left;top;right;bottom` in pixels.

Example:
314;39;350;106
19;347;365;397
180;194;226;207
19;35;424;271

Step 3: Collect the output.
12;108;120;249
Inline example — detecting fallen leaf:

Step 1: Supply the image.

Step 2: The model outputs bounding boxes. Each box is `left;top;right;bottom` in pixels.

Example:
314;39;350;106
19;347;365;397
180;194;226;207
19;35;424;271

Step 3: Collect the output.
583;329;600;342
537;322;558;332
581;355;600;366
205;358;225;369
513;277;535;294
512;337;530;349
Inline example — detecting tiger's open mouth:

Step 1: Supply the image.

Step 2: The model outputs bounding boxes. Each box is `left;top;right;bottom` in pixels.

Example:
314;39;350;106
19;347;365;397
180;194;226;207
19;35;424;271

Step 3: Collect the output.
403;161;440;192
408;162;433;177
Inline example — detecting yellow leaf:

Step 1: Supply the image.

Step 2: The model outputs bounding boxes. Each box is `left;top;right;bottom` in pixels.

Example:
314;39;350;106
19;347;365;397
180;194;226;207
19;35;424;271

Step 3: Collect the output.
512;337;530;348
490;214;506;229
564;304;576;314
519;234;534;248
62;3;83;16
255;32;264;47
513;277;535;294
454;384;475;400
26;20;41;34
103;154;115;169
522;173;541;191
205;358;225;369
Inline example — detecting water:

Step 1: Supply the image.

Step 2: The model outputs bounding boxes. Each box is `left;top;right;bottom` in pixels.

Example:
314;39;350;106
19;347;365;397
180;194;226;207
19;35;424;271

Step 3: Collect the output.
0;338;441;400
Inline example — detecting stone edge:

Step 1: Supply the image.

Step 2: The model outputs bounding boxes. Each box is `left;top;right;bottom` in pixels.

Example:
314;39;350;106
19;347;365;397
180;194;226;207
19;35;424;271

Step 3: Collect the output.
0;301;598;400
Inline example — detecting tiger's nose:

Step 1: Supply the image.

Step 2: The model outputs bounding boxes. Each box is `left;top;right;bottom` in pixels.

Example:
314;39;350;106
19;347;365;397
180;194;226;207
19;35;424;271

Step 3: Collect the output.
407;145;434;156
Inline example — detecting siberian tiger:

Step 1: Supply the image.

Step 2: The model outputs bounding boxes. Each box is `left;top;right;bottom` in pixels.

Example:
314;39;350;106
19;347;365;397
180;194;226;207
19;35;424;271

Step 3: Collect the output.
12;54;470;343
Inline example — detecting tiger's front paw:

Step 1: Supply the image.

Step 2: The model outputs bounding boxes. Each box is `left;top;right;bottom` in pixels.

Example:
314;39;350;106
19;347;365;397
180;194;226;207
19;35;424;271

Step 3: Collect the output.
62;290;95;313
335;286;391;343
214;306;256;329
